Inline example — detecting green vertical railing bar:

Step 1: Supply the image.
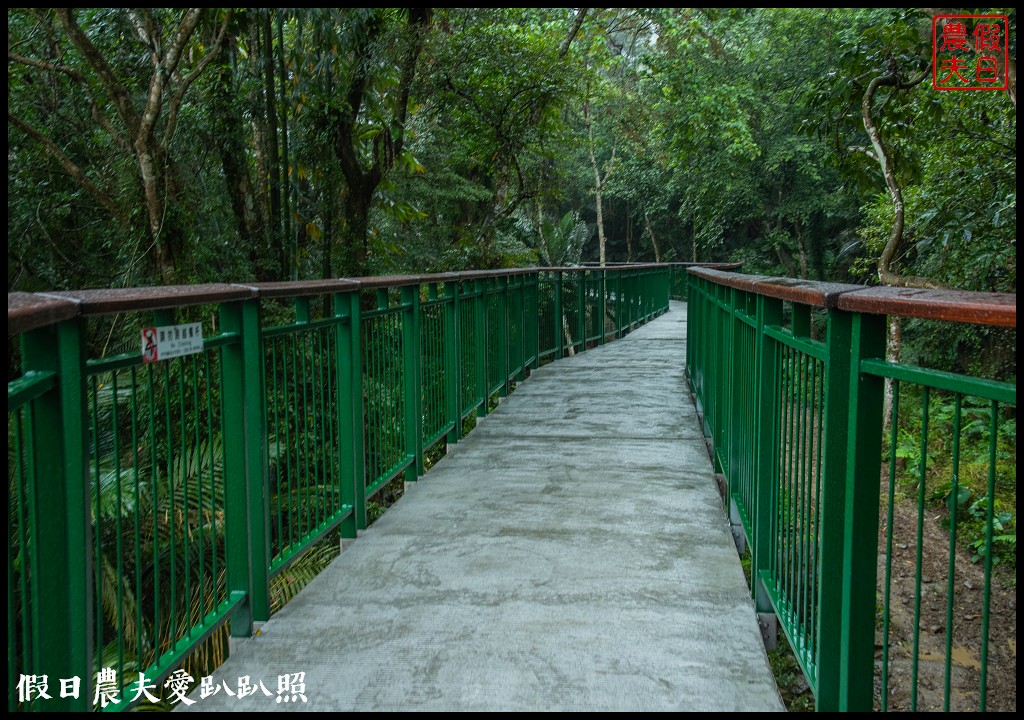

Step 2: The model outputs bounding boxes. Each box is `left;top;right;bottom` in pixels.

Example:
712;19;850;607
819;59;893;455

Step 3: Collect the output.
753;294;782;620
20;319;92;711
337;292;365;532
129;366;144;672
576;270;585;352
816;309;885;711
943;395;962;711
458;281;480;416
911;386;928;711
513;277;526;380
528;275;540;369
475;280;488;415
404;285;423;478
219;299;264;632
498;277;510;395
445;284;461;443
613;270;622;338
881;380;899;711
979;399;997;711
553;271;564;359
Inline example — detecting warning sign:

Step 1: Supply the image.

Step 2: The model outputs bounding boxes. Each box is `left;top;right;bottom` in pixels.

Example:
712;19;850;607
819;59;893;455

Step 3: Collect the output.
141;322;204;363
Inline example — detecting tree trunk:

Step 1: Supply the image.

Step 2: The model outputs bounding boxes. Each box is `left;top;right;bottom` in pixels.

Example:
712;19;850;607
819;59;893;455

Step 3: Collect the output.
276;11;294;279
214;44;268;278
136;142;179;283
585;100;610;267
262;12;284;273
331;9;431;276
883;317;901;430
862;67;946;291
795;219;808;279
321;176;335;281
594;180;606;266
36;8;230;284
644;211;661;262
248;16;272;252
625;204;633;262
775;243;797;277
341;184;373;278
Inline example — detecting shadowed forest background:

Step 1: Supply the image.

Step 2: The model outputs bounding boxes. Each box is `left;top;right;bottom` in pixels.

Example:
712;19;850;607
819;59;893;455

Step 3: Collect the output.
8;7;1016;373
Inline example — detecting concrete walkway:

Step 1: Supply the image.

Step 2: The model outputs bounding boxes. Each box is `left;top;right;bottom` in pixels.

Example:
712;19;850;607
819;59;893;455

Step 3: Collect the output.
183;302;783;711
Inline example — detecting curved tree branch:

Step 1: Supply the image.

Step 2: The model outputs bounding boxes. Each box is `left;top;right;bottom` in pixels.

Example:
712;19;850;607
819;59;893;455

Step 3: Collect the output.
9;110;130;225
7;51;86;82
559;8;589;58
164;9;233;146
372;8;432;182
56;8;141;137
862;64;950;290
8;50;133;152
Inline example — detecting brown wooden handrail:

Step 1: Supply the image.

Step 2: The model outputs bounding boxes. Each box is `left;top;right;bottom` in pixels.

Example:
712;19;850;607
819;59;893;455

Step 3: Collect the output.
688;267;1016;328
7;264;691;336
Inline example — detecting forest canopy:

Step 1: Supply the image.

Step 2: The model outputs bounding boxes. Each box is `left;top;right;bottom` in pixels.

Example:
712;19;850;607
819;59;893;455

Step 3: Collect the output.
7;8;1016;297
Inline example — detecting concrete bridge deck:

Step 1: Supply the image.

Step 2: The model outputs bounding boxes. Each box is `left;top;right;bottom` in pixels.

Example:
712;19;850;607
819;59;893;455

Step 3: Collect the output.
183;302;783;711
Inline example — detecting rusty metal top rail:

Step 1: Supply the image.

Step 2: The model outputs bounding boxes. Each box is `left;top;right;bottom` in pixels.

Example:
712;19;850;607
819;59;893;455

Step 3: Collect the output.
687;267;1016;328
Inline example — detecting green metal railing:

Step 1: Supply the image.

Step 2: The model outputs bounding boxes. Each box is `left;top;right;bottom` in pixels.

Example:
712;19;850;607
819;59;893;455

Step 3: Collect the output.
686;268;1016;712
583;261;741;303
7;264;674;711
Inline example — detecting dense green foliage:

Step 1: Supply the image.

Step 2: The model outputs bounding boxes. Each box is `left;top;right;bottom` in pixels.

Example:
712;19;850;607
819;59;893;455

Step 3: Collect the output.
8;8;1015;292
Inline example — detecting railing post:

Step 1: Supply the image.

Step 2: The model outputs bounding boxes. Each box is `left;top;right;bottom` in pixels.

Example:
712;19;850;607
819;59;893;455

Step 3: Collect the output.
664;267;672;312
719;286;737;477
553;271;564;359
528;273;540;370
219;297;270;631
516;276;527;379
497;276;510;396
685;273;695;385
402;285;423;478
636;269;643;322
752;294;782;619
18;318;92;710
615;269;623;337
628;269;637;330
816;308;886;711
726;287;745;535
717;282;735;473
618;270;626;331
638;270;647;323
335;290;365;534
445;282;462;444
645;269;653;319
510;277;523;381
598;269;608;344
638;268;647;319
474;279;488;416
576;270;585;352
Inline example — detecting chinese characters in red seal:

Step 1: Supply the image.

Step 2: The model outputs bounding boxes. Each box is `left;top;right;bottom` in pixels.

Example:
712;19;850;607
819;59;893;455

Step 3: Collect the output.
933;15;1009;91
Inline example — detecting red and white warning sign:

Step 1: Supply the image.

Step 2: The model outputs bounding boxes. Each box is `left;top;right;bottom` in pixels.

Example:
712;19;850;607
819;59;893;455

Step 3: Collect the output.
141;322;204;363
